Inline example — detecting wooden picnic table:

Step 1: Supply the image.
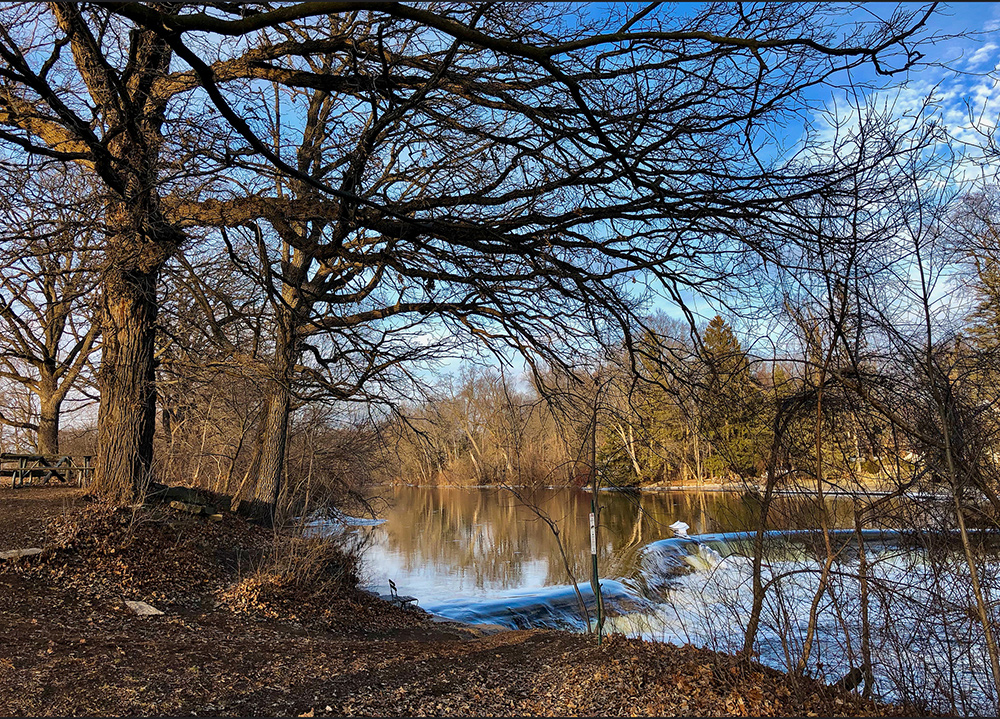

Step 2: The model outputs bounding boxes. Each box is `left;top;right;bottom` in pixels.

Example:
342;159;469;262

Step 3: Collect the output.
0;453;94;487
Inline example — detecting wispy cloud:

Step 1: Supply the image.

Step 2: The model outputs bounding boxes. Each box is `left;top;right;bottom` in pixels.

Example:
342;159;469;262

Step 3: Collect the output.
966;42;998;69
808;32;1000;188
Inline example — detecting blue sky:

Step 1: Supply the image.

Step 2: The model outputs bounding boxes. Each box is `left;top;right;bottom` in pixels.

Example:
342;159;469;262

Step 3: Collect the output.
821;3;1000;163
422;3;1000;382
658;3;1000;334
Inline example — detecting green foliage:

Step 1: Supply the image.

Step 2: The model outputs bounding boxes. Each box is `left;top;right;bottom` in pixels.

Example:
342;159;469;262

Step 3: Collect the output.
597;433;644;488
968;258;1000;350
699;316;768;479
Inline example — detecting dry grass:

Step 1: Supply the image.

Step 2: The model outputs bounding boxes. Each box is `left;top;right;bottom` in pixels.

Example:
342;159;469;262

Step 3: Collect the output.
219;533;361;620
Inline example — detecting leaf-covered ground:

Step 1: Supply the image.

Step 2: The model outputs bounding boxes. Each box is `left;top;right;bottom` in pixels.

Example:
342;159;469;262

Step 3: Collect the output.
0;486;933;717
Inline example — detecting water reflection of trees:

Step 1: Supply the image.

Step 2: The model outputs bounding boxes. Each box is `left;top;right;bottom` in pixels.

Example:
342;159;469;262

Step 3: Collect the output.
377;487;861;591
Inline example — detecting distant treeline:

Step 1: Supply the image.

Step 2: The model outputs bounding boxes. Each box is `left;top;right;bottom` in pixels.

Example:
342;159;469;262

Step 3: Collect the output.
386;315;908;489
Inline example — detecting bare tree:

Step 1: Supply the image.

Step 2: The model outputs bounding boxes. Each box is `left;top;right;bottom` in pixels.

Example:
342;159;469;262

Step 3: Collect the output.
0;162;100;454
0;2;942;511
153;248;267;495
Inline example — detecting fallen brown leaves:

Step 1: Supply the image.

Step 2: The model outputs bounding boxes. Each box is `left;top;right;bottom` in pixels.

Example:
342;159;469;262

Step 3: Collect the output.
517;636;904;717
36;502;269;608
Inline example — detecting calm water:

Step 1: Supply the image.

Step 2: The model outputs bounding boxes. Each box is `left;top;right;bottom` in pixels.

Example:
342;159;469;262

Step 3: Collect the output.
359;485;861;605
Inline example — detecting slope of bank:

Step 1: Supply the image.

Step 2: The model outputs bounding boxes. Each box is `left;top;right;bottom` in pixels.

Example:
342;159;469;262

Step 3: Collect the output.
0;487;927;717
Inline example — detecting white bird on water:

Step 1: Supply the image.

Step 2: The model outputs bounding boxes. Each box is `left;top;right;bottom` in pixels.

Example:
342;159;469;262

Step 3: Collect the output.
669;520;690;538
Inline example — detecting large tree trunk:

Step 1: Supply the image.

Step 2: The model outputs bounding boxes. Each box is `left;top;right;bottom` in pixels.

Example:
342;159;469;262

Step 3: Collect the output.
236;232;311;525
242;385;291;526
239;321;296;526
36;395;61;456
91;264;160;504
39;10;176;505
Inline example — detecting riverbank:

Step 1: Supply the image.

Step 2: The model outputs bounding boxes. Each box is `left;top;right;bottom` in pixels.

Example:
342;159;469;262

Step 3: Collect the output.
0;487;926;716
397;481;939;498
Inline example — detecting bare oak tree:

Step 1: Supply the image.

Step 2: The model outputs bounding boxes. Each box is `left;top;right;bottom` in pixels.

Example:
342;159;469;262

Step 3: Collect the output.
0;163;100;454
0;2;941;514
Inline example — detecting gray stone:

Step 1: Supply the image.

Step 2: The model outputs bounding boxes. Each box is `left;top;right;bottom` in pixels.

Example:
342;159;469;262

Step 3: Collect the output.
0;547;42;560
169;500;205;515
151;484;205;505
124;600;164;616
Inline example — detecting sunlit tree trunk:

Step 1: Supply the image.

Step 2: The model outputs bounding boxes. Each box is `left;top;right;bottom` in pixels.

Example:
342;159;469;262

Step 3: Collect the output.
92;254;160;503
36;394;61;456
41;10;177;504
239;314;296;526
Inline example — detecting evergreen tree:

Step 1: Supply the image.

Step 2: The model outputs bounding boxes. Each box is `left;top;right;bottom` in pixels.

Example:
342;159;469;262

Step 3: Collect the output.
700;316;763;478
968;257;1000;350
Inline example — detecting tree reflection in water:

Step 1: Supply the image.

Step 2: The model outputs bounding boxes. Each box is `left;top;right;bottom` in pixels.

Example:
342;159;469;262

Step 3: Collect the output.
360;486;860;604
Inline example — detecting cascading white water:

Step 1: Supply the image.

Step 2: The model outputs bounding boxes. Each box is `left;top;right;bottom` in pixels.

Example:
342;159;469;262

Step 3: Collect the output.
420;528;999;716
613;530;1000;717
350;488;999;716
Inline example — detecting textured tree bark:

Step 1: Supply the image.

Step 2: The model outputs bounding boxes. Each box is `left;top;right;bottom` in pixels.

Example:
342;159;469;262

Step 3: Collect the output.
36;395;61;456
90;262;160;504
238;319;296;526
34;12;177;505
241;385;291;526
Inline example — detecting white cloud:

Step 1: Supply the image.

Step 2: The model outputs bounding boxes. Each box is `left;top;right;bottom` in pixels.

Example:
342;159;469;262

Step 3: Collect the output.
807;39;1000;188
966;43;998;69
983;5;1000;33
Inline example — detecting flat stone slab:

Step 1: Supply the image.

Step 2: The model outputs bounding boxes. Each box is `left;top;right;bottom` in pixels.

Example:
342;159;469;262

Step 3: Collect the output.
0;547;42;560
168;500;217;516
124;600;164;616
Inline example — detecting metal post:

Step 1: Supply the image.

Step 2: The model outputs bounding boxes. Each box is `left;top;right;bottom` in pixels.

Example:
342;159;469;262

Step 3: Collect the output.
589;379;604;645
589;507;603;644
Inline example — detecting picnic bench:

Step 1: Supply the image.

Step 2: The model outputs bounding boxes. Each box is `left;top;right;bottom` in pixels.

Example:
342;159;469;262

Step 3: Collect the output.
0;453;94;488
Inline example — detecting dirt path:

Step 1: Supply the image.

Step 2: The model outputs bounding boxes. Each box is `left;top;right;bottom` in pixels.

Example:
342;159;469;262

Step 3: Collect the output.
0;485;83;550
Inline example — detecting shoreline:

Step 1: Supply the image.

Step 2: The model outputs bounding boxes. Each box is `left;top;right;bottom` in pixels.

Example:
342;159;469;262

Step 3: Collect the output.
394;482;951;500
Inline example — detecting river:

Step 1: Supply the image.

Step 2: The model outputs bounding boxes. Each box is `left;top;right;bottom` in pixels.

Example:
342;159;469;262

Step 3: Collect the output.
320;485;998;716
